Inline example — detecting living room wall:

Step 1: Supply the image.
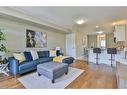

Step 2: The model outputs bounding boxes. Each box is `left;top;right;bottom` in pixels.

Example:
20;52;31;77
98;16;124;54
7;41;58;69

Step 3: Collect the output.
0;18;66;56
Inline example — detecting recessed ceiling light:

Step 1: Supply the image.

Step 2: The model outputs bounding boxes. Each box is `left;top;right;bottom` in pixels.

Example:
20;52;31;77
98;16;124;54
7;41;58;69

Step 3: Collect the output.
97;31;103;34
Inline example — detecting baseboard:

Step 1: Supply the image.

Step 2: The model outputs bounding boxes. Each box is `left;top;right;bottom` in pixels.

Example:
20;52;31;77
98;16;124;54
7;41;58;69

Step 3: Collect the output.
76;56;84;59
76;56;87;61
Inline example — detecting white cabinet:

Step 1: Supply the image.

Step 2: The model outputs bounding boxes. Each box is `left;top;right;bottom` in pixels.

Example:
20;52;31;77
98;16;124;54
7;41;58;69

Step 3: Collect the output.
115;25;126;42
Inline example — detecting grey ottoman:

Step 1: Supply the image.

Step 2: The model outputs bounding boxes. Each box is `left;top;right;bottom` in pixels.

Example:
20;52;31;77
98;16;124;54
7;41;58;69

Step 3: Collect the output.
37;62;68;83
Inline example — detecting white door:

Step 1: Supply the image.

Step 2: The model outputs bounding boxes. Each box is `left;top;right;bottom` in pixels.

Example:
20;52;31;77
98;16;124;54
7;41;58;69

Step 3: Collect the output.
66;33;76;58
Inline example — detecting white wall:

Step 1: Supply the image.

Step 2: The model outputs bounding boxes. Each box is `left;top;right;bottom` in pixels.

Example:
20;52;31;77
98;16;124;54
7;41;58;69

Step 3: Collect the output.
75;31;84;58
0;18;66;55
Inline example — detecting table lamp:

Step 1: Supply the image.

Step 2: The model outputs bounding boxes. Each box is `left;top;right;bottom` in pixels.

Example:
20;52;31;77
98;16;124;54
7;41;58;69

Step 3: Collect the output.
55;47;61;51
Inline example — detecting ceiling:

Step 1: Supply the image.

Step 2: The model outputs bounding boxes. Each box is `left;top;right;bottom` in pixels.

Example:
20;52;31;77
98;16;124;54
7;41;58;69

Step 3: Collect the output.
7;7;127;33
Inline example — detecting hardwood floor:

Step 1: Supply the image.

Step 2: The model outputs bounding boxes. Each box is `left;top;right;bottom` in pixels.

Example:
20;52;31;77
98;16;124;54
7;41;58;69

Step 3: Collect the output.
0;74;25;89
67;60;117;89
0;60;117;89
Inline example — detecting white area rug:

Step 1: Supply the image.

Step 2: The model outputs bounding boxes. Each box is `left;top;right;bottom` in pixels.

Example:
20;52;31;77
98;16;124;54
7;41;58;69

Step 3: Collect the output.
18;67;84;89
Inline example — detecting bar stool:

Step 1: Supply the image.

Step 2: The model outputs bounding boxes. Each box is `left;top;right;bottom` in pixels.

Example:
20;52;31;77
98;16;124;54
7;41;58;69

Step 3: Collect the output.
107;48;117;67
93;48;101;64
84;48;88;63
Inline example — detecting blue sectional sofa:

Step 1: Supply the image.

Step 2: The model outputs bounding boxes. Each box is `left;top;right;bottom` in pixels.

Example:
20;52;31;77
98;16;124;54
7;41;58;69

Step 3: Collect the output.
8;51;74;76
8;51;53;76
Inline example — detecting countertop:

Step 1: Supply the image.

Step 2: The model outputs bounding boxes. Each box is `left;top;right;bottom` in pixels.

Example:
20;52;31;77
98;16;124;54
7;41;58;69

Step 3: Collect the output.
87;48;126;66
116;58;127;65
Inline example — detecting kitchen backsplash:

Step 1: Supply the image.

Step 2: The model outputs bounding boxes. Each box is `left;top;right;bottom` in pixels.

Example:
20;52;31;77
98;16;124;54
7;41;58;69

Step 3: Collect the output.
116;41;125;50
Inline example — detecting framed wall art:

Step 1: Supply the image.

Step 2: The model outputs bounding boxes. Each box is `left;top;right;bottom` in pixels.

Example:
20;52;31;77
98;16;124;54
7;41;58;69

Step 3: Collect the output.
26;29;47;48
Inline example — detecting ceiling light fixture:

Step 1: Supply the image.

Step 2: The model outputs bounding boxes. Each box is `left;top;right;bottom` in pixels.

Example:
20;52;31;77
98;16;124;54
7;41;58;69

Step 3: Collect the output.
75;18;87;25
76;20;85;24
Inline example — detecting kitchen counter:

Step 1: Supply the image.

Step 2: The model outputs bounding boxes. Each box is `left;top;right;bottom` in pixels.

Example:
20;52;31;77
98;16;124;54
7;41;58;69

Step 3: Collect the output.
88;48;125;66
116;58;127;65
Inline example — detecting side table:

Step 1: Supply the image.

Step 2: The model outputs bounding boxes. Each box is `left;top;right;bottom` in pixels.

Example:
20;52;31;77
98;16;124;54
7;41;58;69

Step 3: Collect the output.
0;62;9;76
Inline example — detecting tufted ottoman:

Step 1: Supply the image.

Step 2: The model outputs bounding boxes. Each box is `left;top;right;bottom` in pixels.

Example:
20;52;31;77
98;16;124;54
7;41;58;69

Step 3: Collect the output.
37;62;68;83
62;57;75;65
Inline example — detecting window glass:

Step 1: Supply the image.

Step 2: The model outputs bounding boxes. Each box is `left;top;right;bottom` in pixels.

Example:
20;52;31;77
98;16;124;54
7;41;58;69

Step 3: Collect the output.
97;34;106;48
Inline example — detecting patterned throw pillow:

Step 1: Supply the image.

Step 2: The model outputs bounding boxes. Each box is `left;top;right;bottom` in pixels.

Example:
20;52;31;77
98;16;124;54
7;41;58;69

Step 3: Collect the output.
13;53;26;63
49;50;57;57
30;50;39;60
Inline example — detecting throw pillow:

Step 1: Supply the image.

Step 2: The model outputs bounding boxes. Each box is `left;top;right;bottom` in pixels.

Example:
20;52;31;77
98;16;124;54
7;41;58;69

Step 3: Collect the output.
37;51;49;58
30;50;39;60
49;50;57;57
13;53;26;63
24;51;33;62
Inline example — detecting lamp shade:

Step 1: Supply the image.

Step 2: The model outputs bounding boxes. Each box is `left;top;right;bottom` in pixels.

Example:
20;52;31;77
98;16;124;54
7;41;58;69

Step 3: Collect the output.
55;47;61;50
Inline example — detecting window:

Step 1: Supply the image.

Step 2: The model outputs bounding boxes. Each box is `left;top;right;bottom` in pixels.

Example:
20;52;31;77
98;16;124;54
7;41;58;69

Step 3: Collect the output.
97;34;106;48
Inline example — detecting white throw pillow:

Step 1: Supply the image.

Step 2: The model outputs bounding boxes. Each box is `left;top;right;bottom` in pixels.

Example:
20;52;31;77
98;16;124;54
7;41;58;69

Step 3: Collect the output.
13;53;26;63
30;50;39;60
49;50;57;57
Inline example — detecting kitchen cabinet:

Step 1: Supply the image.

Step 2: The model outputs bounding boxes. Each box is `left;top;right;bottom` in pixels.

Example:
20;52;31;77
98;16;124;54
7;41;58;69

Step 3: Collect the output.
114;24;126;42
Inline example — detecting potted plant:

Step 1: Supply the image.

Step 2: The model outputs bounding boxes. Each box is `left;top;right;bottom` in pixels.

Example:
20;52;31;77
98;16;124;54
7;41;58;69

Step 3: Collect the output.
0;29;8;60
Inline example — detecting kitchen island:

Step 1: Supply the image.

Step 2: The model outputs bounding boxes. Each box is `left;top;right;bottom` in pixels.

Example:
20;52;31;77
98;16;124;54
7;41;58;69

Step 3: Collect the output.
88;48;125;66
116;58;127;65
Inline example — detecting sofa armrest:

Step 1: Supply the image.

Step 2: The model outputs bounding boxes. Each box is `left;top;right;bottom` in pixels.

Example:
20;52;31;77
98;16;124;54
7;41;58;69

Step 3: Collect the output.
8;57;19;76
59;53;64;56
62;57;74;64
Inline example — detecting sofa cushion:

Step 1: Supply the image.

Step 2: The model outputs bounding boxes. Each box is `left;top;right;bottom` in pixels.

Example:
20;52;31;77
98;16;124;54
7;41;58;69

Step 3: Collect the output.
37;51;49;58
19;59;39;71
38;57;53;63
24;51;33;62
